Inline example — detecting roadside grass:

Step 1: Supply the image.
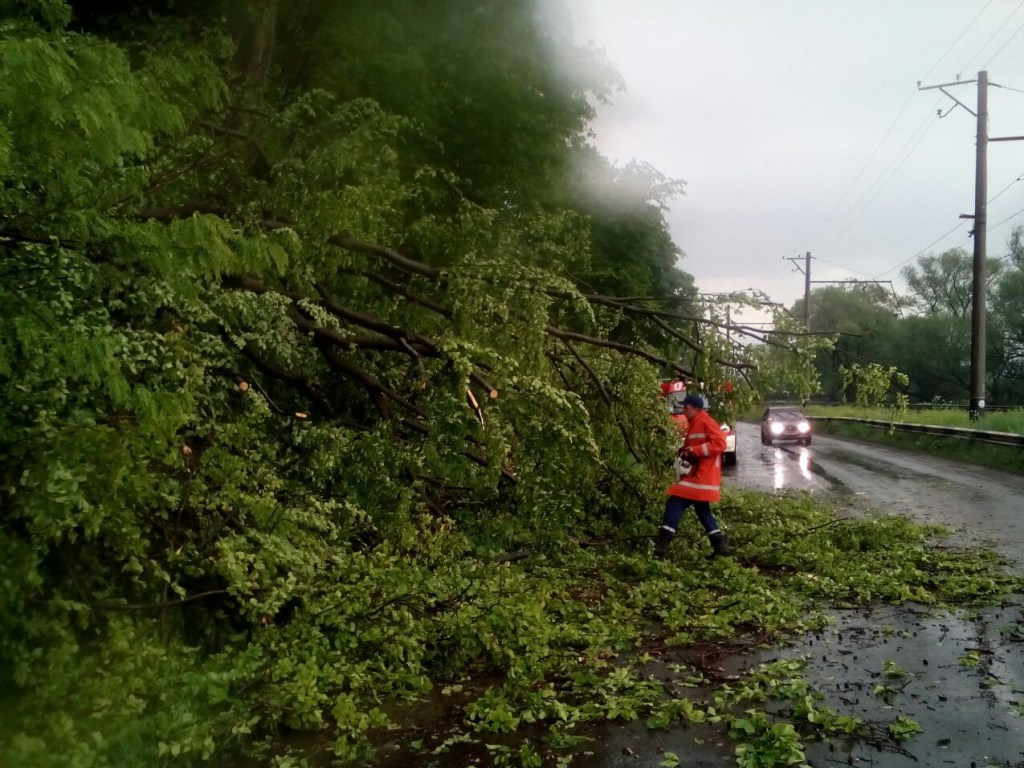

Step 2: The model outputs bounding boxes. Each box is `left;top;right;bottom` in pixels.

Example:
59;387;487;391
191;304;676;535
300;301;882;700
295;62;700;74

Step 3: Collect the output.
801;406;1024;475
803;404;1024;433
810;420;1024;474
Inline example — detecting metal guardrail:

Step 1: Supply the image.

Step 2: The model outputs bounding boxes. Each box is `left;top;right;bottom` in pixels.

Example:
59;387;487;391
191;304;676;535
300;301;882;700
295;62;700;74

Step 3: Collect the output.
809;416;1024;448
904;404;1024;412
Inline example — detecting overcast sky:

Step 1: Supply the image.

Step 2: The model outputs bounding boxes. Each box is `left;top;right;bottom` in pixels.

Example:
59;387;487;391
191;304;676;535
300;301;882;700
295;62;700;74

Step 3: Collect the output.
549;0;1024;315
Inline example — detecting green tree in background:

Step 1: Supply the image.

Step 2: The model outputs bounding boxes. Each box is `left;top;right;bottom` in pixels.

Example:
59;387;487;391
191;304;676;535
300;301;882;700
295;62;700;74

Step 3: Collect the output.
889;314;972;401
793;284;898;401
992;226;1024;403
747;305;830;403
901;247;1003;318
899;248;1006;403
798;240;1024;407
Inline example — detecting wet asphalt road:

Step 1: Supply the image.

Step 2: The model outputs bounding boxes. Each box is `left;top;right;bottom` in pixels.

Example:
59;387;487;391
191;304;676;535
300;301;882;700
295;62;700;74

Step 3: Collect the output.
725;422;1024;573
584;424;1024;768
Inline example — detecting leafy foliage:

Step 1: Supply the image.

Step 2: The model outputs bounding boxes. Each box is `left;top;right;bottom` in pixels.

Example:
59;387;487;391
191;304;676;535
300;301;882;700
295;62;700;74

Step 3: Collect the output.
837;363;909;417
3;4;1017;768
748;307;831;403
901;248;1003;318
0;2;725;765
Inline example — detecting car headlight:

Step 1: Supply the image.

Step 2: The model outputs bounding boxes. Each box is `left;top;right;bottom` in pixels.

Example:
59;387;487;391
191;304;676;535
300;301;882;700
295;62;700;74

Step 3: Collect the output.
797;421;810;433
770;422;783;435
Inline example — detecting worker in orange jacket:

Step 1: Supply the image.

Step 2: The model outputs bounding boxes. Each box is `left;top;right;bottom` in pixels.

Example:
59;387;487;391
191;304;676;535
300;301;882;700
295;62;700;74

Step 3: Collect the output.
654;394;731;558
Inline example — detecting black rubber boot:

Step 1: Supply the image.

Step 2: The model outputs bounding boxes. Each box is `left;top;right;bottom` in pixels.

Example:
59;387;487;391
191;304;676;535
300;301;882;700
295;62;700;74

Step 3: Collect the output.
710;532;731;557
653;528;673;559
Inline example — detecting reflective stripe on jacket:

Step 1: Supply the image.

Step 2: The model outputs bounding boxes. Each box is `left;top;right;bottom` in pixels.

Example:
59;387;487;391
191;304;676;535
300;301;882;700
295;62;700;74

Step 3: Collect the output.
666;410;726;502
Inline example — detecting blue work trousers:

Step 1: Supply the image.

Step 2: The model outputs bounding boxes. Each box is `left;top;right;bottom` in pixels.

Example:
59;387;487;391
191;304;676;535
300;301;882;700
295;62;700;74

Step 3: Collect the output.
661;495;721;537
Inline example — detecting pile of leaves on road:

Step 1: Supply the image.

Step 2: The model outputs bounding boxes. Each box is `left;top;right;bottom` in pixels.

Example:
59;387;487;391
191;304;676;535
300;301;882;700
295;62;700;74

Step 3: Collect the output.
6;476;1021;767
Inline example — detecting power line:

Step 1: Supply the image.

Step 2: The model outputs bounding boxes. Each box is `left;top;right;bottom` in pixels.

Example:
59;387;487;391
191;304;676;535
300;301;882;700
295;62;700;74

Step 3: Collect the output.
792;88;918;254
987;171;1024;205
984;14;1024;68
794;2;998;257
920;0;996;82
812;256;878;280
875;221;968;277
958;0;1024;75
875;168;1024;277
991;81;1024;96
986;202;1024;231
814;103;941;255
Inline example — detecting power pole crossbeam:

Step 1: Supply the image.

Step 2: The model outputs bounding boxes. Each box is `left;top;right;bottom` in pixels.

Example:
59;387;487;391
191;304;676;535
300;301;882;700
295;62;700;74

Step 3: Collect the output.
917;78;977;90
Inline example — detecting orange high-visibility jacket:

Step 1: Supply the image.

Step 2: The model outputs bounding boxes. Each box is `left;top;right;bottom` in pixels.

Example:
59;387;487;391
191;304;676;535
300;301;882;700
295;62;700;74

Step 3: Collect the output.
666;409;726;502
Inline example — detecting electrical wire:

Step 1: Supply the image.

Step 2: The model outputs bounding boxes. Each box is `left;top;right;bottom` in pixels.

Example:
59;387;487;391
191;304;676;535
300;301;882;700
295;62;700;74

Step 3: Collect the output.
983;13;1024;68
791;88;917;254
811;256;878;280
876;178;1024;279
789;4;1024;295
986;202;1024;232
814;102;941;255
958;0;1024;75
872;169;1024;278
920;0;996;82
875;221;969;277
991;81;1024;96
791;2;998;258
988;172;1024;205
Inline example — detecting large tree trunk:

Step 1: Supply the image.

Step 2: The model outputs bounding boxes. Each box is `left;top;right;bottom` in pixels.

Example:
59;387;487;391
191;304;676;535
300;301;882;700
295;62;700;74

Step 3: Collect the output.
234;0;279;94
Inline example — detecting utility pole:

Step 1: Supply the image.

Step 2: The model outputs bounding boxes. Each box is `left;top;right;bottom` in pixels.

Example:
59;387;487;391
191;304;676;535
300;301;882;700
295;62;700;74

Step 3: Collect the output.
919;73;987;418
970;71;988;420
784;252;812;330
804;251;811;330
918;71;1024;419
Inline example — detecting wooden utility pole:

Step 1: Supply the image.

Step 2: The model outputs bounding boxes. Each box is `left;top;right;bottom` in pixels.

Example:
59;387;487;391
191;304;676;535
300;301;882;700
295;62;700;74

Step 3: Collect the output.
784;252;812;330
970;71;988;420
918;70;1024;419
804;251;811;330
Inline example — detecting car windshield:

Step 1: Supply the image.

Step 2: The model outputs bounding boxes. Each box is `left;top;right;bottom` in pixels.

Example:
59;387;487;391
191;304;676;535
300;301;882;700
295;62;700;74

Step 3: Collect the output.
666;392;687;412
768;410;803;421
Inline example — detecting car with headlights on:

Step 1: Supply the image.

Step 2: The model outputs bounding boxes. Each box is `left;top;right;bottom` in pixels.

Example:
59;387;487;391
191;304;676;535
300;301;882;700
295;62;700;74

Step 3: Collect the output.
760;406;812;446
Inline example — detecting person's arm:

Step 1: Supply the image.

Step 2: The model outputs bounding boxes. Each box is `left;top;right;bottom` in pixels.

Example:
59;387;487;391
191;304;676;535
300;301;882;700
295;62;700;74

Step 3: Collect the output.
687;414;726;459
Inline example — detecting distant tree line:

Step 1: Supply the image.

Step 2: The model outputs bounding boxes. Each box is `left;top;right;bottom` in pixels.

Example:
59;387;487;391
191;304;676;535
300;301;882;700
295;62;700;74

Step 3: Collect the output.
790;229;1024;406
